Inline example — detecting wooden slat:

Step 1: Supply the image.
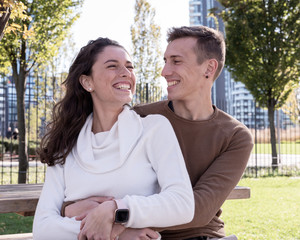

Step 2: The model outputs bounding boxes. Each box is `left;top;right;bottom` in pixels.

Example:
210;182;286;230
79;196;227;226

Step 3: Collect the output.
0;184;250;216
0;184;42;214
227;186;250;200
0;233;33;240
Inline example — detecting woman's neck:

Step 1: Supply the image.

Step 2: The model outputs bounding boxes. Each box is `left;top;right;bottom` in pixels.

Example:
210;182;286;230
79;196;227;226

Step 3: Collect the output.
92;105;124;133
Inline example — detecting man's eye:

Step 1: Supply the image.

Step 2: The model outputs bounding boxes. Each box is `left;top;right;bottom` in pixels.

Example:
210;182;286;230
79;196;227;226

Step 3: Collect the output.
174;60;181;64
127;66;134;69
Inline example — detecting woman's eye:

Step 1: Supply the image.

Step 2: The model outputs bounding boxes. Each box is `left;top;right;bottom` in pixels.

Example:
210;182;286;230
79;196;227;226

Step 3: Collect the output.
127;66;134;69
107;65;117;68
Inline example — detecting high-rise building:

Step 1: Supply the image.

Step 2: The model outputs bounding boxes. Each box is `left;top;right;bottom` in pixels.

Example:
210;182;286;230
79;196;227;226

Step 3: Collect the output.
189;0;230;112
189;0;269;128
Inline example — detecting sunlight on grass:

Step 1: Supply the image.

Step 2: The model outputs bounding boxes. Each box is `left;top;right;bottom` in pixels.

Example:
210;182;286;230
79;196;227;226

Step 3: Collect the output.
222;177;300;240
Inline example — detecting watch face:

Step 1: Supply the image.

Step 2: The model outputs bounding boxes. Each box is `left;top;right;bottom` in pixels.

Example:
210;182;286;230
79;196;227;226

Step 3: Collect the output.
115;209;129;224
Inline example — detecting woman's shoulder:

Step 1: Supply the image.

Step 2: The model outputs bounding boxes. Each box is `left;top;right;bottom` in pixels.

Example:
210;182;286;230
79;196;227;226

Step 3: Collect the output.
135;112;172;131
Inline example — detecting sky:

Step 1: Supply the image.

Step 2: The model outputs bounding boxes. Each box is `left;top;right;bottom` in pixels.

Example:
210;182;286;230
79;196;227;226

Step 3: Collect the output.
71;0;190;53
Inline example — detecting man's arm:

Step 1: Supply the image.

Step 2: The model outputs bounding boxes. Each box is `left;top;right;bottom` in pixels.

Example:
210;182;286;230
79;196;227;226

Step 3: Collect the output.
160;127;253;230
63;196;113;218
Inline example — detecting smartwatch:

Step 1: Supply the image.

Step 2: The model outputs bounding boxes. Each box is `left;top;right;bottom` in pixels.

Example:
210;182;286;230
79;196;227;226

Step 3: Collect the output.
114;199;129;225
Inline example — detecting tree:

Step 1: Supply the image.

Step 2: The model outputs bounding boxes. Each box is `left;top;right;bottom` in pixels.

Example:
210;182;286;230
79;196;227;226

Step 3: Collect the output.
217;0;300;168
0;0;31;41
130;0;163;104
0;0;83;183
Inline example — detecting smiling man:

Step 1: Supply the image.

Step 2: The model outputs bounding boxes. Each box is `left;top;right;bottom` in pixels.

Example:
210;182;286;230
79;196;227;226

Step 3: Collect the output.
132;26;253;240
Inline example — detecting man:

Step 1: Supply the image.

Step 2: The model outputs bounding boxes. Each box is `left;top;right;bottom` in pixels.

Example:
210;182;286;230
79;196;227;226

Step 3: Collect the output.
131;26;253;239
64;26;253;240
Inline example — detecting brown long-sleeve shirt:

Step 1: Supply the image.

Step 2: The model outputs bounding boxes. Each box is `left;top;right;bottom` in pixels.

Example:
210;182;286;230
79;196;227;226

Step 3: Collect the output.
133;101;253;239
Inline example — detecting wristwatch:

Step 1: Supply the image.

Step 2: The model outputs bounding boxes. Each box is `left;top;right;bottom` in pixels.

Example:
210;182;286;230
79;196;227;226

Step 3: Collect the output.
114;199;129;225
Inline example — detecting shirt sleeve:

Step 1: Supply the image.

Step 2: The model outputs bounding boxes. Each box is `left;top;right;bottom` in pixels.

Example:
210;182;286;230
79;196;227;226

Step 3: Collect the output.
122;116;195;228
161;125;254;231
32;164;81;240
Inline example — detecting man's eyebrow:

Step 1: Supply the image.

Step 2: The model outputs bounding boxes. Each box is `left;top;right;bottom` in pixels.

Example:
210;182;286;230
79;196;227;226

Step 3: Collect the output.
164;55;182;61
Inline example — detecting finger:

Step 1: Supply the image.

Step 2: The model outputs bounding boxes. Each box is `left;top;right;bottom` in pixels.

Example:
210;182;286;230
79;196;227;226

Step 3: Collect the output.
77;231;86;240
76;212;88;221
146;230;160;239
91;196;114;203
111;224;125;240
79;218;86;230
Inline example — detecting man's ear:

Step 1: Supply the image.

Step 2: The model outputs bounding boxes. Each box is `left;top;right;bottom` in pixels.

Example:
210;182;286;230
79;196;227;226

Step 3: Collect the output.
79;75;94;92
205;59;218;79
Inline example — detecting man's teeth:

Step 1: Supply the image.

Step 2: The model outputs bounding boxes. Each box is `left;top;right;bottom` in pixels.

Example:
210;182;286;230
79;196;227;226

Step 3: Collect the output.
168;81;178;87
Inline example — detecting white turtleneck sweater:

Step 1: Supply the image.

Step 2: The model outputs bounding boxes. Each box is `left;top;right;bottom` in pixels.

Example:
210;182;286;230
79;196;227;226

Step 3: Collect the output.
33;106;194;240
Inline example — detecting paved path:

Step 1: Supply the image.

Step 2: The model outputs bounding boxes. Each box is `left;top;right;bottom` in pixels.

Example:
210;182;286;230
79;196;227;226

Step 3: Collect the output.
248;154;300;167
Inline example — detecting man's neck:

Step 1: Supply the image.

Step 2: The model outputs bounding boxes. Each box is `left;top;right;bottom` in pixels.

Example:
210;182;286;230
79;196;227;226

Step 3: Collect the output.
170;99;214;121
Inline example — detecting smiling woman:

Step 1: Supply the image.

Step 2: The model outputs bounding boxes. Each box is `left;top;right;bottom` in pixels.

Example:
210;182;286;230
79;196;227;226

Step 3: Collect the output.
32;37;194;240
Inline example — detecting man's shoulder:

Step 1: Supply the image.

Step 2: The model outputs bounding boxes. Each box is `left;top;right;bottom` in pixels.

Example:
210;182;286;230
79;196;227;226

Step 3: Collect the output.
132;100;168;117
215;107;253;141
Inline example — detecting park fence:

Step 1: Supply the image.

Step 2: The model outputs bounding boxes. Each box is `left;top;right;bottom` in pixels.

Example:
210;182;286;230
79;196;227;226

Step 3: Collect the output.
0;76;299;184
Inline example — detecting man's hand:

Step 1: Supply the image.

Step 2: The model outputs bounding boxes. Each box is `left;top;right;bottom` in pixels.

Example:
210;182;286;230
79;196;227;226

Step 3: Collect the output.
119;228;160;240
65;196;113;218
77;200;117;240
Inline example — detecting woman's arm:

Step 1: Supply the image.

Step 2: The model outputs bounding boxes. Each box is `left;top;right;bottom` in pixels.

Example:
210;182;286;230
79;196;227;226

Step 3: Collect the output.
120;115;194;228
33;164;81;240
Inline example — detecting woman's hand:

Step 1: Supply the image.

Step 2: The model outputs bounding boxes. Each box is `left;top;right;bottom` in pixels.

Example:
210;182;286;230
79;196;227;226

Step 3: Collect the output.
65;196;113;218
77;200;118;240
118;228;160;240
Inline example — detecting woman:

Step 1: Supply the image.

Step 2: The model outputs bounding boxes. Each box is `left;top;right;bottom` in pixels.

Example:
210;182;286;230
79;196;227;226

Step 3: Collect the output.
32;38;194;240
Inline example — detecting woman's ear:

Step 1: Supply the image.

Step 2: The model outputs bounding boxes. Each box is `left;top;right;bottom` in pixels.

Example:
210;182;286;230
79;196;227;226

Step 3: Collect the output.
79;75;94;92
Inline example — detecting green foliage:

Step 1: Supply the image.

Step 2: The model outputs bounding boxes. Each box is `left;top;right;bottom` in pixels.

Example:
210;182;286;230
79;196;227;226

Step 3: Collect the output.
0;0;83;183
222;177;300;239
0;0;83;71
216;0;300;167
218;0;300;110
130;0;163;103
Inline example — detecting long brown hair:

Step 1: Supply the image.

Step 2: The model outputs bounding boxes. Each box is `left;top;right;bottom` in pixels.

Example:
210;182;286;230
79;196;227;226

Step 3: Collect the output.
38;38;126;166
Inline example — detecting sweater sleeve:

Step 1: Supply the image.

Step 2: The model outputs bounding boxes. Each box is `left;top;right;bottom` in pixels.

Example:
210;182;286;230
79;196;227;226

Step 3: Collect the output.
122;116;195;228
32;164;81;240
161;125;254;231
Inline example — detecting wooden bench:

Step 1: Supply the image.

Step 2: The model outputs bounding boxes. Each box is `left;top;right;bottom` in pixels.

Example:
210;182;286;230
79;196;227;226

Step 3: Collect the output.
0;184;250;216
0;233;33;240
0;184;250;239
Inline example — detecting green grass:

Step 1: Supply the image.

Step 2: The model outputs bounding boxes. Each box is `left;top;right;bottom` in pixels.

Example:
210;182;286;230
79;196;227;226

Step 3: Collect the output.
0;166;46;184
253;142;300;154
222;177;300;240
0;214;33;235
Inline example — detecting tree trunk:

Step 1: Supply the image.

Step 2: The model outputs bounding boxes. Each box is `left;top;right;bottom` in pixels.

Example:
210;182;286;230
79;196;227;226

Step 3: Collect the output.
16;76;28;183
12;40;29;184
267;104;278;170
0;5;11;41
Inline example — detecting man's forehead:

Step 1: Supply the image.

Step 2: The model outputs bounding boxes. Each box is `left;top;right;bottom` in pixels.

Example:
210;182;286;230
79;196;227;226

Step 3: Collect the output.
164;38;197;57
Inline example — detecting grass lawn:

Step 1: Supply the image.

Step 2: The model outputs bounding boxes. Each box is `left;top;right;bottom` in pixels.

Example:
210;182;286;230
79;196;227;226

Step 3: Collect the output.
222;177;300;240
0;177;299;239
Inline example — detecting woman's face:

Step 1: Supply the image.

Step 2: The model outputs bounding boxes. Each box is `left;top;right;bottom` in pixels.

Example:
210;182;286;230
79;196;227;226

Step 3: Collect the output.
83;46;136;109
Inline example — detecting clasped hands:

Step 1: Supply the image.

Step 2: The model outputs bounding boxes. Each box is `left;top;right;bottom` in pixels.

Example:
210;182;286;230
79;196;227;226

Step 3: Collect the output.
64;196;160;240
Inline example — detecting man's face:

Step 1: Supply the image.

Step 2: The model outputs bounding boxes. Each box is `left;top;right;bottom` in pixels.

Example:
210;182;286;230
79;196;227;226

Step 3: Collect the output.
162;37;208;102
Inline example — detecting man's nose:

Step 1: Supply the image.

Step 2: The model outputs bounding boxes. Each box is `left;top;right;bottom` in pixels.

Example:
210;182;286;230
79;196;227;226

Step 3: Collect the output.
161;63;172;77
